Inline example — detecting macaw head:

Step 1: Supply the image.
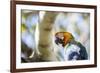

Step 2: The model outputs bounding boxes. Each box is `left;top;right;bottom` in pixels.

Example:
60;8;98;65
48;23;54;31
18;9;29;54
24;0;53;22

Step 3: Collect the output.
55;32;88;60
55;32;74;47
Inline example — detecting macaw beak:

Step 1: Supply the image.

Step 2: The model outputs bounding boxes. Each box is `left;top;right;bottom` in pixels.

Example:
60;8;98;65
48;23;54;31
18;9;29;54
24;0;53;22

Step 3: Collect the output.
55;37;64;45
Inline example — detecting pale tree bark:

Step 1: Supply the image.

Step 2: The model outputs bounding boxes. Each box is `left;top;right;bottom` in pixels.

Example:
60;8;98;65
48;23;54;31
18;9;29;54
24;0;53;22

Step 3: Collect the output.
38;11;58;61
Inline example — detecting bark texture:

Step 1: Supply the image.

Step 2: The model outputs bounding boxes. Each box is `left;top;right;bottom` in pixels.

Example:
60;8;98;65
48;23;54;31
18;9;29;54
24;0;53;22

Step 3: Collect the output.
38;12;58;61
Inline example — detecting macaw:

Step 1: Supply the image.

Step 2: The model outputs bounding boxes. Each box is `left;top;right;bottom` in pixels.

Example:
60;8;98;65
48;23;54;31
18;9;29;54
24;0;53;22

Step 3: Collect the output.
55;32;88;60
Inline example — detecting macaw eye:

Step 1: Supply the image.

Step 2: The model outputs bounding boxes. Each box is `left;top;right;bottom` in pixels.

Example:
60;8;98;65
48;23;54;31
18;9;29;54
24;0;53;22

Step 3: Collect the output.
55;37;63;45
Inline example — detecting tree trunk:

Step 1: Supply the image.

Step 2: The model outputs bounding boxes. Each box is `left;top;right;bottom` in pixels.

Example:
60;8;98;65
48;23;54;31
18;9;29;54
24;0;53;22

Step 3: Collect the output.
38;11;58;61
